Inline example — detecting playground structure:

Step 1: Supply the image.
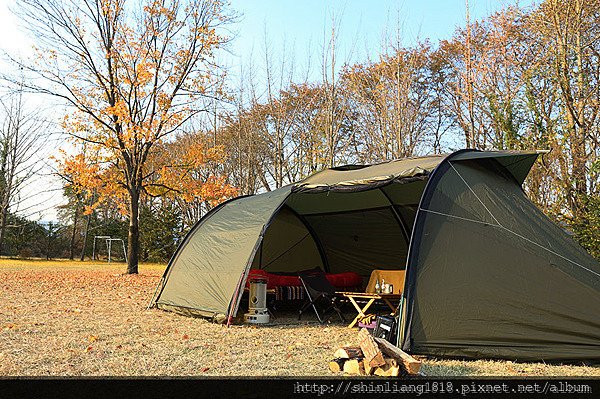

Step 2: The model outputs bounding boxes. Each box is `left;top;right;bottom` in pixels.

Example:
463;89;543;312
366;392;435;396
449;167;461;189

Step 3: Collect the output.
92;236;127;263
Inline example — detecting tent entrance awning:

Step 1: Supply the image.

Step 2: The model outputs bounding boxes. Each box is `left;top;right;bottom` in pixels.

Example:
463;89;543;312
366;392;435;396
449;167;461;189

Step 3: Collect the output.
254;177;429;277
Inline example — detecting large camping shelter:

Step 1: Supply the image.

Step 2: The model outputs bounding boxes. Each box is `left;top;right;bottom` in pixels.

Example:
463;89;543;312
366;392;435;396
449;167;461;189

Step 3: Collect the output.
151;150;600;362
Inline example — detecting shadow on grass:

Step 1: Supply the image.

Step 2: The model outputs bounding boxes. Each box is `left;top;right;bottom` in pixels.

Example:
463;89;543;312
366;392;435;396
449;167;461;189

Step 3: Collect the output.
419;358;481;376
235;296;397;328
233;299;359;329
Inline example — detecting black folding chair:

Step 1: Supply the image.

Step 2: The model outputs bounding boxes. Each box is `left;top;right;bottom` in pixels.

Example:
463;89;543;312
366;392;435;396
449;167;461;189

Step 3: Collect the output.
298;269;346;324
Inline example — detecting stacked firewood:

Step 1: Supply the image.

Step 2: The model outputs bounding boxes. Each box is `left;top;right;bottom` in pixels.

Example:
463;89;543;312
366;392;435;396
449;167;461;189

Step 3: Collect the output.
329;328;421;377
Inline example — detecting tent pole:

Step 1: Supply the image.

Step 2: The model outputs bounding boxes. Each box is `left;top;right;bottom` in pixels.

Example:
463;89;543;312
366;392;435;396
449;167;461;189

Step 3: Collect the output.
227;198;297;325
284;205;330;273
227;237;262;327
378;188;410;247
147;276;164;309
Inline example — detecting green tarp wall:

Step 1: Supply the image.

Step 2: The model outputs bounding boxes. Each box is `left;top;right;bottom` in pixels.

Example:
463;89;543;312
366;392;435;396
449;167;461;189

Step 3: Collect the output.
401;156;600;361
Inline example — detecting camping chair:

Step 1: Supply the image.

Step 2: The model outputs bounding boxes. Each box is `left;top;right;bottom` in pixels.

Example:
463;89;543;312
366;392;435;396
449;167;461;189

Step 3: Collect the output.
298;269;346;324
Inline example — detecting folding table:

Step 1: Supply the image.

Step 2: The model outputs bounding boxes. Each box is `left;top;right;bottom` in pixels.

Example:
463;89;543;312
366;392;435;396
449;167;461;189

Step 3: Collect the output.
337;292;403;328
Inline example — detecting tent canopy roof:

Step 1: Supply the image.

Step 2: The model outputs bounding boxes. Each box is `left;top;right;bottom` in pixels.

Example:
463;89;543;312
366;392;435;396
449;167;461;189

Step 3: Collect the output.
292;150;543;193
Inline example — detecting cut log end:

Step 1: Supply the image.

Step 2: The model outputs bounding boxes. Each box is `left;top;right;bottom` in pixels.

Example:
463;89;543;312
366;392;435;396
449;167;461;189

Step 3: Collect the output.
333;346;364;359
373;358;400;377
330;346;367;375
329;358;346;373
342;359;365;375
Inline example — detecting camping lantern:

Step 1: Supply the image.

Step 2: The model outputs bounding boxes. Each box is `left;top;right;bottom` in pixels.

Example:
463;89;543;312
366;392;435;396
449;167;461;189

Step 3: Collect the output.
244;277;270;324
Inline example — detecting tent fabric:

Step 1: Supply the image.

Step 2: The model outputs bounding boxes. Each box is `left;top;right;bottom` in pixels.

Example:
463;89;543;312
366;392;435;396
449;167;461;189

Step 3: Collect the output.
400;155;600;361
304;207;407;276
292;151;541;192
151;149;600;362
154;186;291;319
293;155;443;192
450;150;541;184
285;188;392;214
250;206;324;273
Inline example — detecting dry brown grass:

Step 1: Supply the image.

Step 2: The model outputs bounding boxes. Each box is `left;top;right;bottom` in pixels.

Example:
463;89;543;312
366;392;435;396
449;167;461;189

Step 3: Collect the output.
1;259;598;377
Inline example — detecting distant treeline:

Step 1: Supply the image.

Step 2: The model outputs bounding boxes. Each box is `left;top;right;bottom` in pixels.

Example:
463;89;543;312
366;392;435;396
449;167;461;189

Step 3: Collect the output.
3;204;178;263
9;0;600;263
213;1;600;260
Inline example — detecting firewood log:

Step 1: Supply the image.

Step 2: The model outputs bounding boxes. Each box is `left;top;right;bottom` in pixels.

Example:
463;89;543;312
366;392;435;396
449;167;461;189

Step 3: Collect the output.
328;358;347;373
373;337;421;375
358;328;386;372
372;358;400;377
333;346;363;359
342;359;365;375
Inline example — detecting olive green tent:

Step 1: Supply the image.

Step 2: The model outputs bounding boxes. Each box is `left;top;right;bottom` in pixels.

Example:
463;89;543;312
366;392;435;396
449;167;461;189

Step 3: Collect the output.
150;149;600;362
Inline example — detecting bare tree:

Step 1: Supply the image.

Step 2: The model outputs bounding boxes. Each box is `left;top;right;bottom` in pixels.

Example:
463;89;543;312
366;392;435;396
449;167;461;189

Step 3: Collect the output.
531;0;600;218
0;89;47;254
320;14;354;167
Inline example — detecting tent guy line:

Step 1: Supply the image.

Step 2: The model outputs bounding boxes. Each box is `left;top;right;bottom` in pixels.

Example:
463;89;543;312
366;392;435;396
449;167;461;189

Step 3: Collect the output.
449;161;600;279
449;161;502;227
420;207;600;279
497;224;600;279
418;208;498;228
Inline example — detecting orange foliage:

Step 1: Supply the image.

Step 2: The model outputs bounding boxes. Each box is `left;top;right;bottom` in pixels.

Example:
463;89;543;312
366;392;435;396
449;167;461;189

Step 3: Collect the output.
57;133;237;215
144;134;238;205
56;149;129;216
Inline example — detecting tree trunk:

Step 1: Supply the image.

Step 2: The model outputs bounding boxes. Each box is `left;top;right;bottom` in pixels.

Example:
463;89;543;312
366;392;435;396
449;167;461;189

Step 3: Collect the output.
570;128;587;218
79;212;92;261
0;203;8;257
572;9;589;218
69;206;79;260
46;222;53;260
127;188;140;274
79;194;96;261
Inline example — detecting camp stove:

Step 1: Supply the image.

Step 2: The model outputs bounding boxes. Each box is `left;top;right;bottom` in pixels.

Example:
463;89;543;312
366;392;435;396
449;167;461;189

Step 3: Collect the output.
244;277;270;324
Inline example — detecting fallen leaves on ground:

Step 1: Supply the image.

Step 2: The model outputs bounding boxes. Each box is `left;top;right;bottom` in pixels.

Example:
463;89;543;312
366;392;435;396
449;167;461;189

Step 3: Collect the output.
0;260;598;377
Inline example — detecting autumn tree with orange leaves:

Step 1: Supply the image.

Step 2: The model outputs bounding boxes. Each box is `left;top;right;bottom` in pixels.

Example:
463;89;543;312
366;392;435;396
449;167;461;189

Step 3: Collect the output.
10;0;234;273
56;132;237;260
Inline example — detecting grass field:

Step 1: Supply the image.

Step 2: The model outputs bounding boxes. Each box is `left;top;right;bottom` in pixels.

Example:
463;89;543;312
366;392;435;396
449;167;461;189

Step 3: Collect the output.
0;259;598;377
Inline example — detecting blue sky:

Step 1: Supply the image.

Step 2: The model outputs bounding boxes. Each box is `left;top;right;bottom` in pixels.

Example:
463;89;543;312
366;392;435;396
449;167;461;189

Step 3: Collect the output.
224;0;536;80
